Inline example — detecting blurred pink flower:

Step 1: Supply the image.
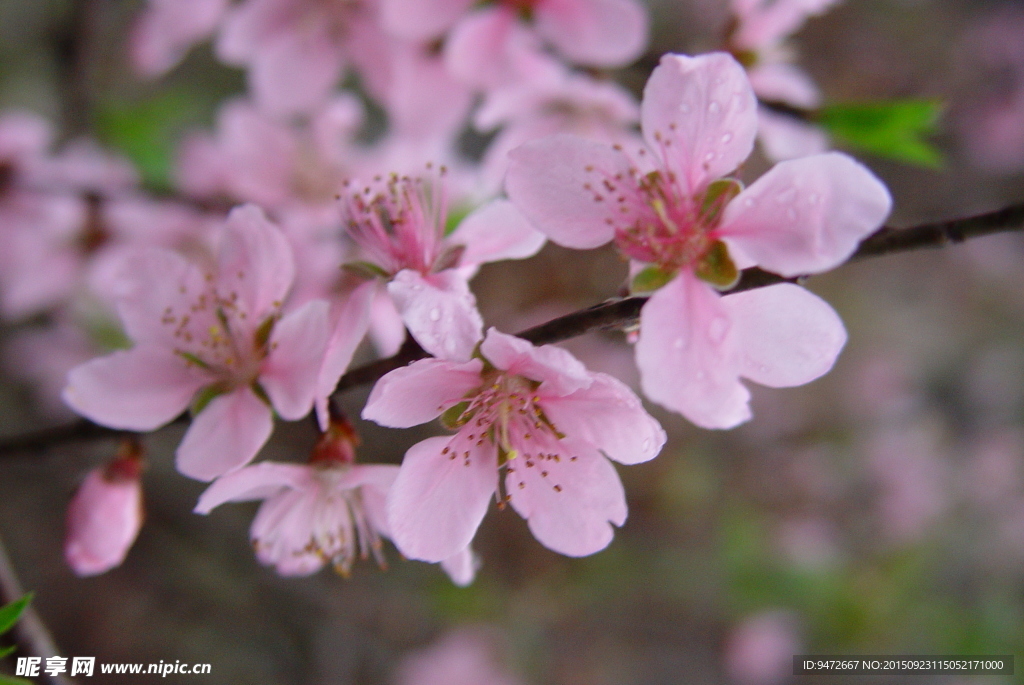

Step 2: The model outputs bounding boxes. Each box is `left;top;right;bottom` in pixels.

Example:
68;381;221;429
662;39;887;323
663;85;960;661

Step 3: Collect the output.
130;0;229;77
382;0;648;88
507;52;890;427
196;460;397;576
724;610;802;685
363;327;665;562
215;0;382;117
394;628;524;685
63;205;331;481
65;442;144;576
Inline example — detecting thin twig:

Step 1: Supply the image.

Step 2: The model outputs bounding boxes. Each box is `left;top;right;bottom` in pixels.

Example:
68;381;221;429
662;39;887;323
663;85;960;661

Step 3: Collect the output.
0;202;1023;455
0;533;76;685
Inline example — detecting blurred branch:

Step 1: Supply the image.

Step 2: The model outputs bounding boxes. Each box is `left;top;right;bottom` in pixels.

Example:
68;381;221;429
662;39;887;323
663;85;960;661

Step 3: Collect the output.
0;202;1023;455
0;534;76;685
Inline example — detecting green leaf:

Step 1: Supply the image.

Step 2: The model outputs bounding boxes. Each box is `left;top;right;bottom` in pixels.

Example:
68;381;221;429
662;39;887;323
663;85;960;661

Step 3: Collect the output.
342;261;390;280
440;401;471;429
190;383;226;415
699;178;743;226
0;674;34;685
0;593;32;635
444;202;475;237
0;644;15;659
818;99;945;168
631;265;675;294
694;241;739;290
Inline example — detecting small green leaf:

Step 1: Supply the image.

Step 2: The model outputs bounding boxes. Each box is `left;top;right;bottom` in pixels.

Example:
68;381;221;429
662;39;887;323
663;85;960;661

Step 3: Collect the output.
818;99;945;168
253;313;279;352
342;261;390;280
440;401;471;429
694;240;739;290
432;243;466;272
0;593;32;636
190;384;227;415
631;265;676;294
444;203;475;237
177;350;211;371
700;178;743;226
0;645;15;659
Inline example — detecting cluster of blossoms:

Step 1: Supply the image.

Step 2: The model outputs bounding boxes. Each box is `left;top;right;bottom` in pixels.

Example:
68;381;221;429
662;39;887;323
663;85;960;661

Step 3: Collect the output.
0;0;897;586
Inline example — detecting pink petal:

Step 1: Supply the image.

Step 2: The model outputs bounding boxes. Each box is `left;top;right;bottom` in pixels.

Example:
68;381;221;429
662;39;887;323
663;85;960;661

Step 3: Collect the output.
756;108;829;162
719;152;892;277
194;462;313;513
249;486;323;575
362;357;484;428
215;0;283;63
536;0;648;67
260;299;330;420
341;464;400;537
380;0;475;40
444;6;517;87
440;546;481;587
63;346;209;431
176;387;274;481
641;53;758;194
368;287;406;357
540;372;665;465
65;470;143;576
720;283;847;388
113;247;211;348
387;269;483;362
218;204;295;317
316;281;375;429
506;134;634;249
506;439;626;556
387;436;498;562
747;63;821;109
635;274;752;429
479;328;593;396
249;24;344;117
445;199;546;267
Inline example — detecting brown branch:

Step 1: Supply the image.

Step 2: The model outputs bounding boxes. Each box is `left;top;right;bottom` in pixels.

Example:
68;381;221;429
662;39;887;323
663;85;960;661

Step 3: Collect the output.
0;533;76;685
0;202;1022;455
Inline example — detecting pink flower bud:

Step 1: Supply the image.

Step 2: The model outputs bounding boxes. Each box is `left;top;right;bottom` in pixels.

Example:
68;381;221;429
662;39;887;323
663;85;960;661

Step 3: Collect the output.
65;444;144;576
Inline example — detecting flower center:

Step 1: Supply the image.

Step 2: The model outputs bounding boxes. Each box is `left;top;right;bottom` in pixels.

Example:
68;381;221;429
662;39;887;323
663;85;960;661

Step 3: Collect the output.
340;171;450;276
165;280;277;388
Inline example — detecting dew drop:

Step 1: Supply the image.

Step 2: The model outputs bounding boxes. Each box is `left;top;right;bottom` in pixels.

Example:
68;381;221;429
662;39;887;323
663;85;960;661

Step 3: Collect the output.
429;308;441;322
775;188;797;204
673;337;685;349
641;437;652;451
704;152;715;162
721;133;733;143
680;103;691;114
708;101;721;114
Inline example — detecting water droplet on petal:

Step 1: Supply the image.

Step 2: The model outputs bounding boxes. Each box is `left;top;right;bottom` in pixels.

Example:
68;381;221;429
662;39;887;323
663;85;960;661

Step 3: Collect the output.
680;103;691;114
641;437;652;451
708;101;721;114
429;308;441;322
775;188;797;204
673;337;685;349
721;133;733;143
704;152;715;162
695;371;706;380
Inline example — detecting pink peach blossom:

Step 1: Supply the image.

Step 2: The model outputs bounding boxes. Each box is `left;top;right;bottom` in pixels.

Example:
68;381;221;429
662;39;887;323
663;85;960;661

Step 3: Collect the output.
394;628;524;685
363;327;665;562
196;460;397;576
330;172;544;366
506;53;891;428
131;0;229;77
65;444;144;576
63;205;331;481
383;0;648;88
